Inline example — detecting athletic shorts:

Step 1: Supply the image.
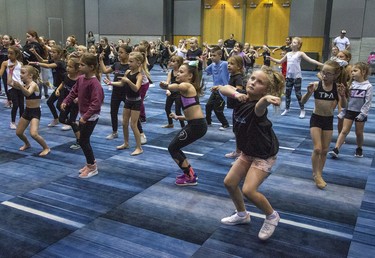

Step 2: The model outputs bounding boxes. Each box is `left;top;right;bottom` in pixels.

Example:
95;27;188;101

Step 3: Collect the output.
344;110;367;122
22;107;41;121
310;113;333;130
238;153;277;173
124;98;141;111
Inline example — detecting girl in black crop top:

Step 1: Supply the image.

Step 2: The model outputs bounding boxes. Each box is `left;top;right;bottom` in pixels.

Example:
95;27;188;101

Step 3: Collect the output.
104;51;144;156
301;60;347;190
11;65;50;157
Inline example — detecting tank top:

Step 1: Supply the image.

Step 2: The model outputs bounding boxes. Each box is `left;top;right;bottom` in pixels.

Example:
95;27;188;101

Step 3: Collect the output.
7;60;22;89
286;51;302;79
25;89;41;100
314;81;338;101
125;71;140;99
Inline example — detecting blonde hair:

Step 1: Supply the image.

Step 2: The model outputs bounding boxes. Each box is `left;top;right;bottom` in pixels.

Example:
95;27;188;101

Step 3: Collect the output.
260;66;285;97
129;51;150;79
293;37;303;50
22;65;40;83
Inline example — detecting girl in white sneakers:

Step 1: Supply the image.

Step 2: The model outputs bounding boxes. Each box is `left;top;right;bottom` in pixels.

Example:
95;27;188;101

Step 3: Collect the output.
218;66;285;240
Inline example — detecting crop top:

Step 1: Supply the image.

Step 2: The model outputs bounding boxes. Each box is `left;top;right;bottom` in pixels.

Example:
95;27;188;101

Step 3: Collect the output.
314;81;338;102
181;95;200;110
26;90;41;100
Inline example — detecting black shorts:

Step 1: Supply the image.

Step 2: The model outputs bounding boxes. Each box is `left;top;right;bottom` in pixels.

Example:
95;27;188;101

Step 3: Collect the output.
22;107;41;121
344;110;367;122
310;113;333;130
124;98;141;111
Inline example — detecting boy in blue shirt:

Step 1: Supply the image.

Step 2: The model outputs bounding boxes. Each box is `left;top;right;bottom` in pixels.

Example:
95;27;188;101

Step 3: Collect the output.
204;46;230;130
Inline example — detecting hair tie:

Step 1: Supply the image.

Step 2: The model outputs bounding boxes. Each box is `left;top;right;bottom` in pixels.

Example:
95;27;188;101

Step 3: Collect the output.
188;60;199;67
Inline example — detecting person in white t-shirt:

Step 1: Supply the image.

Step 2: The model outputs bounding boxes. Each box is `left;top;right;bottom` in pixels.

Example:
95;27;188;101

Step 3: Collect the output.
333;30;350;51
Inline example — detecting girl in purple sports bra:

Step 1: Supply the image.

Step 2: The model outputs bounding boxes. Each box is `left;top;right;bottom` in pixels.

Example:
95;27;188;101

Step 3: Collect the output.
160;62;207;186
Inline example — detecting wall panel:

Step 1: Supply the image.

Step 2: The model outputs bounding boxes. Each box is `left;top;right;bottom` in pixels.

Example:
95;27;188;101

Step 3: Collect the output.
174;0;201;36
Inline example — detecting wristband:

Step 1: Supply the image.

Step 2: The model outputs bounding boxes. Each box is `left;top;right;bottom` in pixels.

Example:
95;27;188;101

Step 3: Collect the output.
109;81;112;85
232;92;238;98
36;62;39;66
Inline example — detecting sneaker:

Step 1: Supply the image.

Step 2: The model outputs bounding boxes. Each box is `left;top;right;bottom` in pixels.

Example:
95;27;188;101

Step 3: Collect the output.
225;151;241;159
70;143;81;150
141;134;147;145
175;174;198;186
48;119;59;127
10;122;16;130
106;132;118;140
328;148;339;159
176;167;198;180
258;211;280;240
61;124;71;131
221;212;251;225
299;110;306;119
281;109;289;116
355;147;363;158
79;164;88;174
79;163;98;178
162;124;174;128
219;125;229;131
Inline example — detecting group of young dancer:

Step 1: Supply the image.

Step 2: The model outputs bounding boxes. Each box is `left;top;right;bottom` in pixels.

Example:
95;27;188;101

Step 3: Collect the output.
1;31;373;241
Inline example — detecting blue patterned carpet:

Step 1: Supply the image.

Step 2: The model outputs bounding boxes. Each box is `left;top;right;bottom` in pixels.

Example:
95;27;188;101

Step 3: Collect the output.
0;66;374;258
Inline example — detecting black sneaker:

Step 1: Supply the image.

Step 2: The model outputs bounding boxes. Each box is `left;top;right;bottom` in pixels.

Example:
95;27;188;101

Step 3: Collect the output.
355;147;363;158
329;148;339;159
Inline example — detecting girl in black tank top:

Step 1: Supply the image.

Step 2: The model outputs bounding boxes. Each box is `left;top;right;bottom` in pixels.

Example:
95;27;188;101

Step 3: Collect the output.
104;51;144;156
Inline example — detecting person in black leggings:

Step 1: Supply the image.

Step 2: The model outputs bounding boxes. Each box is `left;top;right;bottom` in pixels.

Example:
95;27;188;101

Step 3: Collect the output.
160;62;207;186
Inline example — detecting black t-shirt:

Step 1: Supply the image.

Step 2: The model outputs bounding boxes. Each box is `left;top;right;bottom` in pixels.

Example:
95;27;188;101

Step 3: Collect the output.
0;47;8;64
50;60;66;87
63;74;77;91
234;100;279;158
224;39;236;49
186;48;203;71
262;51;271;66
22;42;45;70
227;73;244;109
111;62;129;95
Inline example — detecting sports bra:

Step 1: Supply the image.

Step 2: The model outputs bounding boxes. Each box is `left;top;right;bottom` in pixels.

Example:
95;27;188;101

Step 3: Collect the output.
314;81;338;101
26;90;41;100
181;95;200;110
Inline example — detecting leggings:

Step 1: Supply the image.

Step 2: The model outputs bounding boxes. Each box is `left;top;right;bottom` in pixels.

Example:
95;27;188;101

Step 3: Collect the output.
79;119;98;165
9;88;24;122
0;73;8;99
165;92;185;127
110;88;126;132
47;89;59;119
205;91;228;126
59;103;79;133
285;78;304;110
168;118;207;171
139;82;149;120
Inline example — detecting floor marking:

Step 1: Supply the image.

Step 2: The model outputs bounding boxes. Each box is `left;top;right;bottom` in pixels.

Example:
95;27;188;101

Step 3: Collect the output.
249;211;352;239
143;145;204;156
2;201;85;228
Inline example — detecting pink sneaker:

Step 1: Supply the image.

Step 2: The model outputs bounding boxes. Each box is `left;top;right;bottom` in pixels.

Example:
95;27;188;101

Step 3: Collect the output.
176;167;198;180
175;174;197;186
79;163;98;178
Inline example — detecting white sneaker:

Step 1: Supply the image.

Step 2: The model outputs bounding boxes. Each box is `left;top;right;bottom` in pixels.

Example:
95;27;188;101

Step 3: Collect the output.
281;109;289;116
299;110;306;119
258;211;280;240
219;125;229;131
221;211;251;225
48;119;59;127
61;125;71;131
10;122;16;130
141;134;147;145
106;132;118;140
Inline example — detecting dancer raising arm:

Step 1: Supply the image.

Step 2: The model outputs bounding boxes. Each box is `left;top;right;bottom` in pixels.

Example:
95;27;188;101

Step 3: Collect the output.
160;61;207;186
218;66;285;241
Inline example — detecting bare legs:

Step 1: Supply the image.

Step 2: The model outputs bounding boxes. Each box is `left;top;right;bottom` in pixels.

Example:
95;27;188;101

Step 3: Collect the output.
16;117;50;156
